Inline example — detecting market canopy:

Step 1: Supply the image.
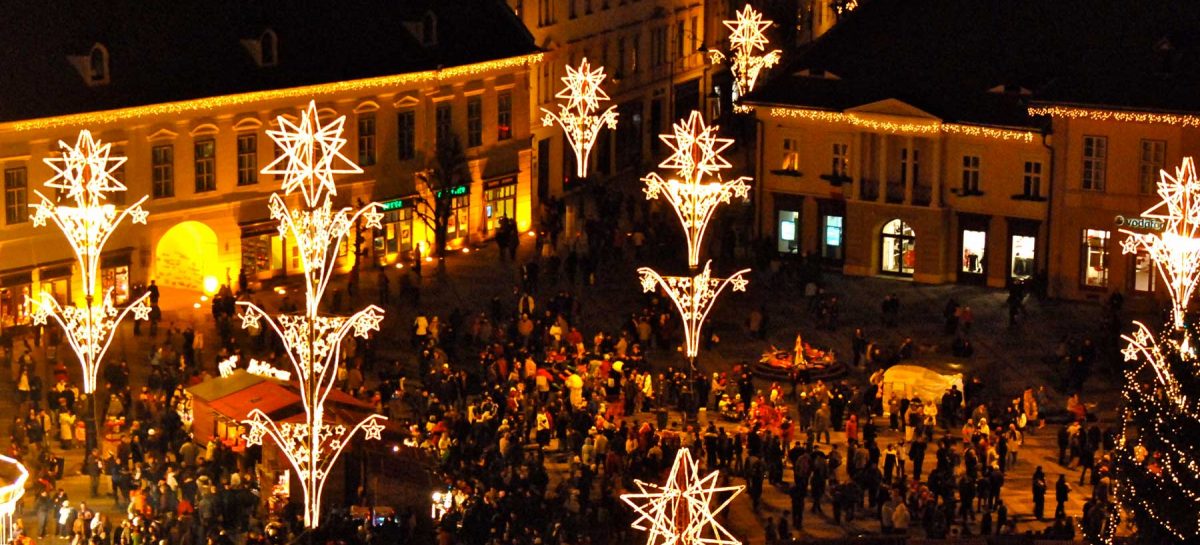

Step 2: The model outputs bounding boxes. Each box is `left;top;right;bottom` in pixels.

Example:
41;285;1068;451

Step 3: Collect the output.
879;364;964;414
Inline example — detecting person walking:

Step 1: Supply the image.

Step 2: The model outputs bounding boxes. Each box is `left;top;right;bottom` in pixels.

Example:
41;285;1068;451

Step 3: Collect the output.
1054;473;1071;519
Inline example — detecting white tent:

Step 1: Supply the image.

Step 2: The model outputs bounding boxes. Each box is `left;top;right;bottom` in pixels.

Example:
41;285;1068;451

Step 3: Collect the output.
879;364;964;415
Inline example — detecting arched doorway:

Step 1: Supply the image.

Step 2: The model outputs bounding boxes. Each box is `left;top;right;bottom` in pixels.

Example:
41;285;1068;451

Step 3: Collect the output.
155;221;219;292
881;219;916;275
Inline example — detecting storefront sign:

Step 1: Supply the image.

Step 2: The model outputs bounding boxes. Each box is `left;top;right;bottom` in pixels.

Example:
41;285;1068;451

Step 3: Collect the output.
1114;215;1164;231
380;198;408;212
484;175;517;190
435;185;469;198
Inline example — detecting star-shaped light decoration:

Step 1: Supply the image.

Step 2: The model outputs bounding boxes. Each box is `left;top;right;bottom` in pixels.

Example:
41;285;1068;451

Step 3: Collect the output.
541;57;619;178
237;102;387;529
622;448;743;545
638;262;750;360
710;4;782;102
362;418;386;441
643;112;751;268
28;131;152;395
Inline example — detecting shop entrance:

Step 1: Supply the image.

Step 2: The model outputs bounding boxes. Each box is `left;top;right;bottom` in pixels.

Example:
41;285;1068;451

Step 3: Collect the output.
155;221;219;292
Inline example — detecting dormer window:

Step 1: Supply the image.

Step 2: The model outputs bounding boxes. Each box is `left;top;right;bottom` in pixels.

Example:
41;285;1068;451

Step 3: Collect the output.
72;43;111;86
422;12;437;46
241;29;278;68
260;30;277;66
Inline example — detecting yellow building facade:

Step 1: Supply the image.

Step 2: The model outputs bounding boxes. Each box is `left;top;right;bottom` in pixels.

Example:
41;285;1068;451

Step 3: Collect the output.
753;102;1049;287
0;2;541;329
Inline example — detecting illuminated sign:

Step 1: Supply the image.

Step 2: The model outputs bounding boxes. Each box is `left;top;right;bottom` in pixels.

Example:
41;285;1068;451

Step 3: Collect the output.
436;185;469;198
1115;215;1165;231
381;198;407;212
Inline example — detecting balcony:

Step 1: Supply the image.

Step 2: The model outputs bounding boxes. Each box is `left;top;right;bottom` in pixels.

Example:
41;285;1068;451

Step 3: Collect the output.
860;179;879;201
913;185;933;206
885;181;906;204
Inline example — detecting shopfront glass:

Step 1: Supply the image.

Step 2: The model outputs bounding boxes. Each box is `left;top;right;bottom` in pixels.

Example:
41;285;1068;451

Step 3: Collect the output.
241;233;284;278
0;285;30;328
822;215;844;261
40;278;70;306
1082;229;1110;287
1133;251;1155;293
375;209;413;262
485;184;517;234
447;195;470;241
881;219;916;275
1010;235;1035;281
777;210;800;254
961;230;986;274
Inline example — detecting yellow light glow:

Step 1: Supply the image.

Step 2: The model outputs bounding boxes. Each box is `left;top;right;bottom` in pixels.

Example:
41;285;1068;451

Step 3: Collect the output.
395;263;404;269
621;448;743;545
461;247;470;254
710;5;782;99
768;107;1037;142
638;262;749;360
237;102;387;529
0;455;28;544
200;295;209;302
202;276;219;295
4;53;544;133
424;256;433;262
642;112;751;268
541;57;619;178
1028;105;1200;128
29;131;152;393
193;303;201;309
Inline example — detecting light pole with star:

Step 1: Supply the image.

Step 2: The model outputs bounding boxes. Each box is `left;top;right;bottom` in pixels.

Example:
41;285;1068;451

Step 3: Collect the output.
29;131;153;449
708;4;782;108
237;101;388;529
622;447;743;545
541;57;619;179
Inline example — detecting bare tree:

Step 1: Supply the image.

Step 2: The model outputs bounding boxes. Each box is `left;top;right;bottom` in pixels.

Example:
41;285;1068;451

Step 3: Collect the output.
413;132;470;280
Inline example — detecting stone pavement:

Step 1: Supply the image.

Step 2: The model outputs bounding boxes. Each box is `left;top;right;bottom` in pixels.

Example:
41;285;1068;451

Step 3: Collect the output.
0;226;1123;541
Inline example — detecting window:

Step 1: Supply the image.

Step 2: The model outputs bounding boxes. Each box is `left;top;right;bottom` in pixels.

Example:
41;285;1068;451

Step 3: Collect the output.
358;115;377;166
781;138;800;171
538;0;554;26
676;21;685;60
89;45;107;82
152;145;174;198
194;139;215;193
881;219;916;275
1139;139;1166;194
421;12;438;45
777;210;799;254
485;183;517;233
540;62;553;104
497;91;513;141
961;229;985;274
691;16;699;51
447;194;470;239
237;134;257;186
961;155;981;193
1133;251;1155;293
1082;135;1107;191
4;168;26;225
832;143;849;177
436;103;453;148
260;30;277;66
569;0;577;18
467;97;483;148
617;38;626;76
1023;161;1042;198
397;111;416;160
653;26;668;66
1081;228;1110;287
585;0;592;14
1010;235;1036;281
110;150;126;204
631;35;640;73
900;147;920;184
822;215;844;260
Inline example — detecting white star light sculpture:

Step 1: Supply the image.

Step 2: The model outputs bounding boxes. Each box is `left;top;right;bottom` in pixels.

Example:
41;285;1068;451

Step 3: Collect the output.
29;131;152;393
643;111;751;268
638;262;750;361
238;101;387;529
709;4;781;101
622;448;743;545
541;57;619;178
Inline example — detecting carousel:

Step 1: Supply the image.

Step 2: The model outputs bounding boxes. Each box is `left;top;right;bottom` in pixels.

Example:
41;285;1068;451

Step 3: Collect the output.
752;333;847;381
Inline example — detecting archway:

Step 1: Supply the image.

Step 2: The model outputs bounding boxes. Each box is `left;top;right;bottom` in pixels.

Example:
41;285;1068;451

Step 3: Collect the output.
880;219;915;275
154;221;219;292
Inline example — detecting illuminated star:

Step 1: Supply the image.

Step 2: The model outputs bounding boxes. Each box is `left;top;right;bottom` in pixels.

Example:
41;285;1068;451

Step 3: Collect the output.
729;275;750;292
262;101;363;208
621;448;743;545
128;205;149;225
43;130;128;205
351;308;385;338
131;300;152;321
362;419;385;441
639;272;661;293
724;5;773;54
1122;343;1140;362
658;111;735;184
555;57;613;113
362;206;384;230
240;308;262;330
245;424;266;447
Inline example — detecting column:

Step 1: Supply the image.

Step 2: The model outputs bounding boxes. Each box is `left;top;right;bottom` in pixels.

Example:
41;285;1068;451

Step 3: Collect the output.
904;135;915;204
876;134;887;203
931;135;942;208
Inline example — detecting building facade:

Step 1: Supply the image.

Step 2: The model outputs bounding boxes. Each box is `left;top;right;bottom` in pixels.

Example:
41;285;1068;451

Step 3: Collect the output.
0;0;540;329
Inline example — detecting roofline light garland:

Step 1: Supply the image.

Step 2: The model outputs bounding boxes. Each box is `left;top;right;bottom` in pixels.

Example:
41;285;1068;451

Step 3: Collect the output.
237;101;387;529
28;130;152;394
767;107;1037;142
541;57;619;178
1028;105;1200;128
2;53;543;133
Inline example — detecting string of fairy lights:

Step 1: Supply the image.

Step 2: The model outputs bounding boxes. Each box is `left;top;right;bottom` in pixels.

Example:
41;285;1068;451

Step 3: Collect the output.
237;101;387;529
767;106;1038;142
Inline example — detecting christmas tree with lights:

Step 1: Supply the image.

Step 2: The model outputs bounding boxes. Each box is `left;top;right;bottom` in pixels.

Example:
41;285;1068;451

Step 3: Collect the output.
1105;158;1200;544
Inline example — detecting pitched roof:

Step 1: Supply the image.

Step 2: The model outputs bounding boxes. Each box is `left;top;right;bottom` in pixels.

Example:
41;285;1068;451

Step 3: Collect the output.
0;0;538;123
746;0;1200;125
